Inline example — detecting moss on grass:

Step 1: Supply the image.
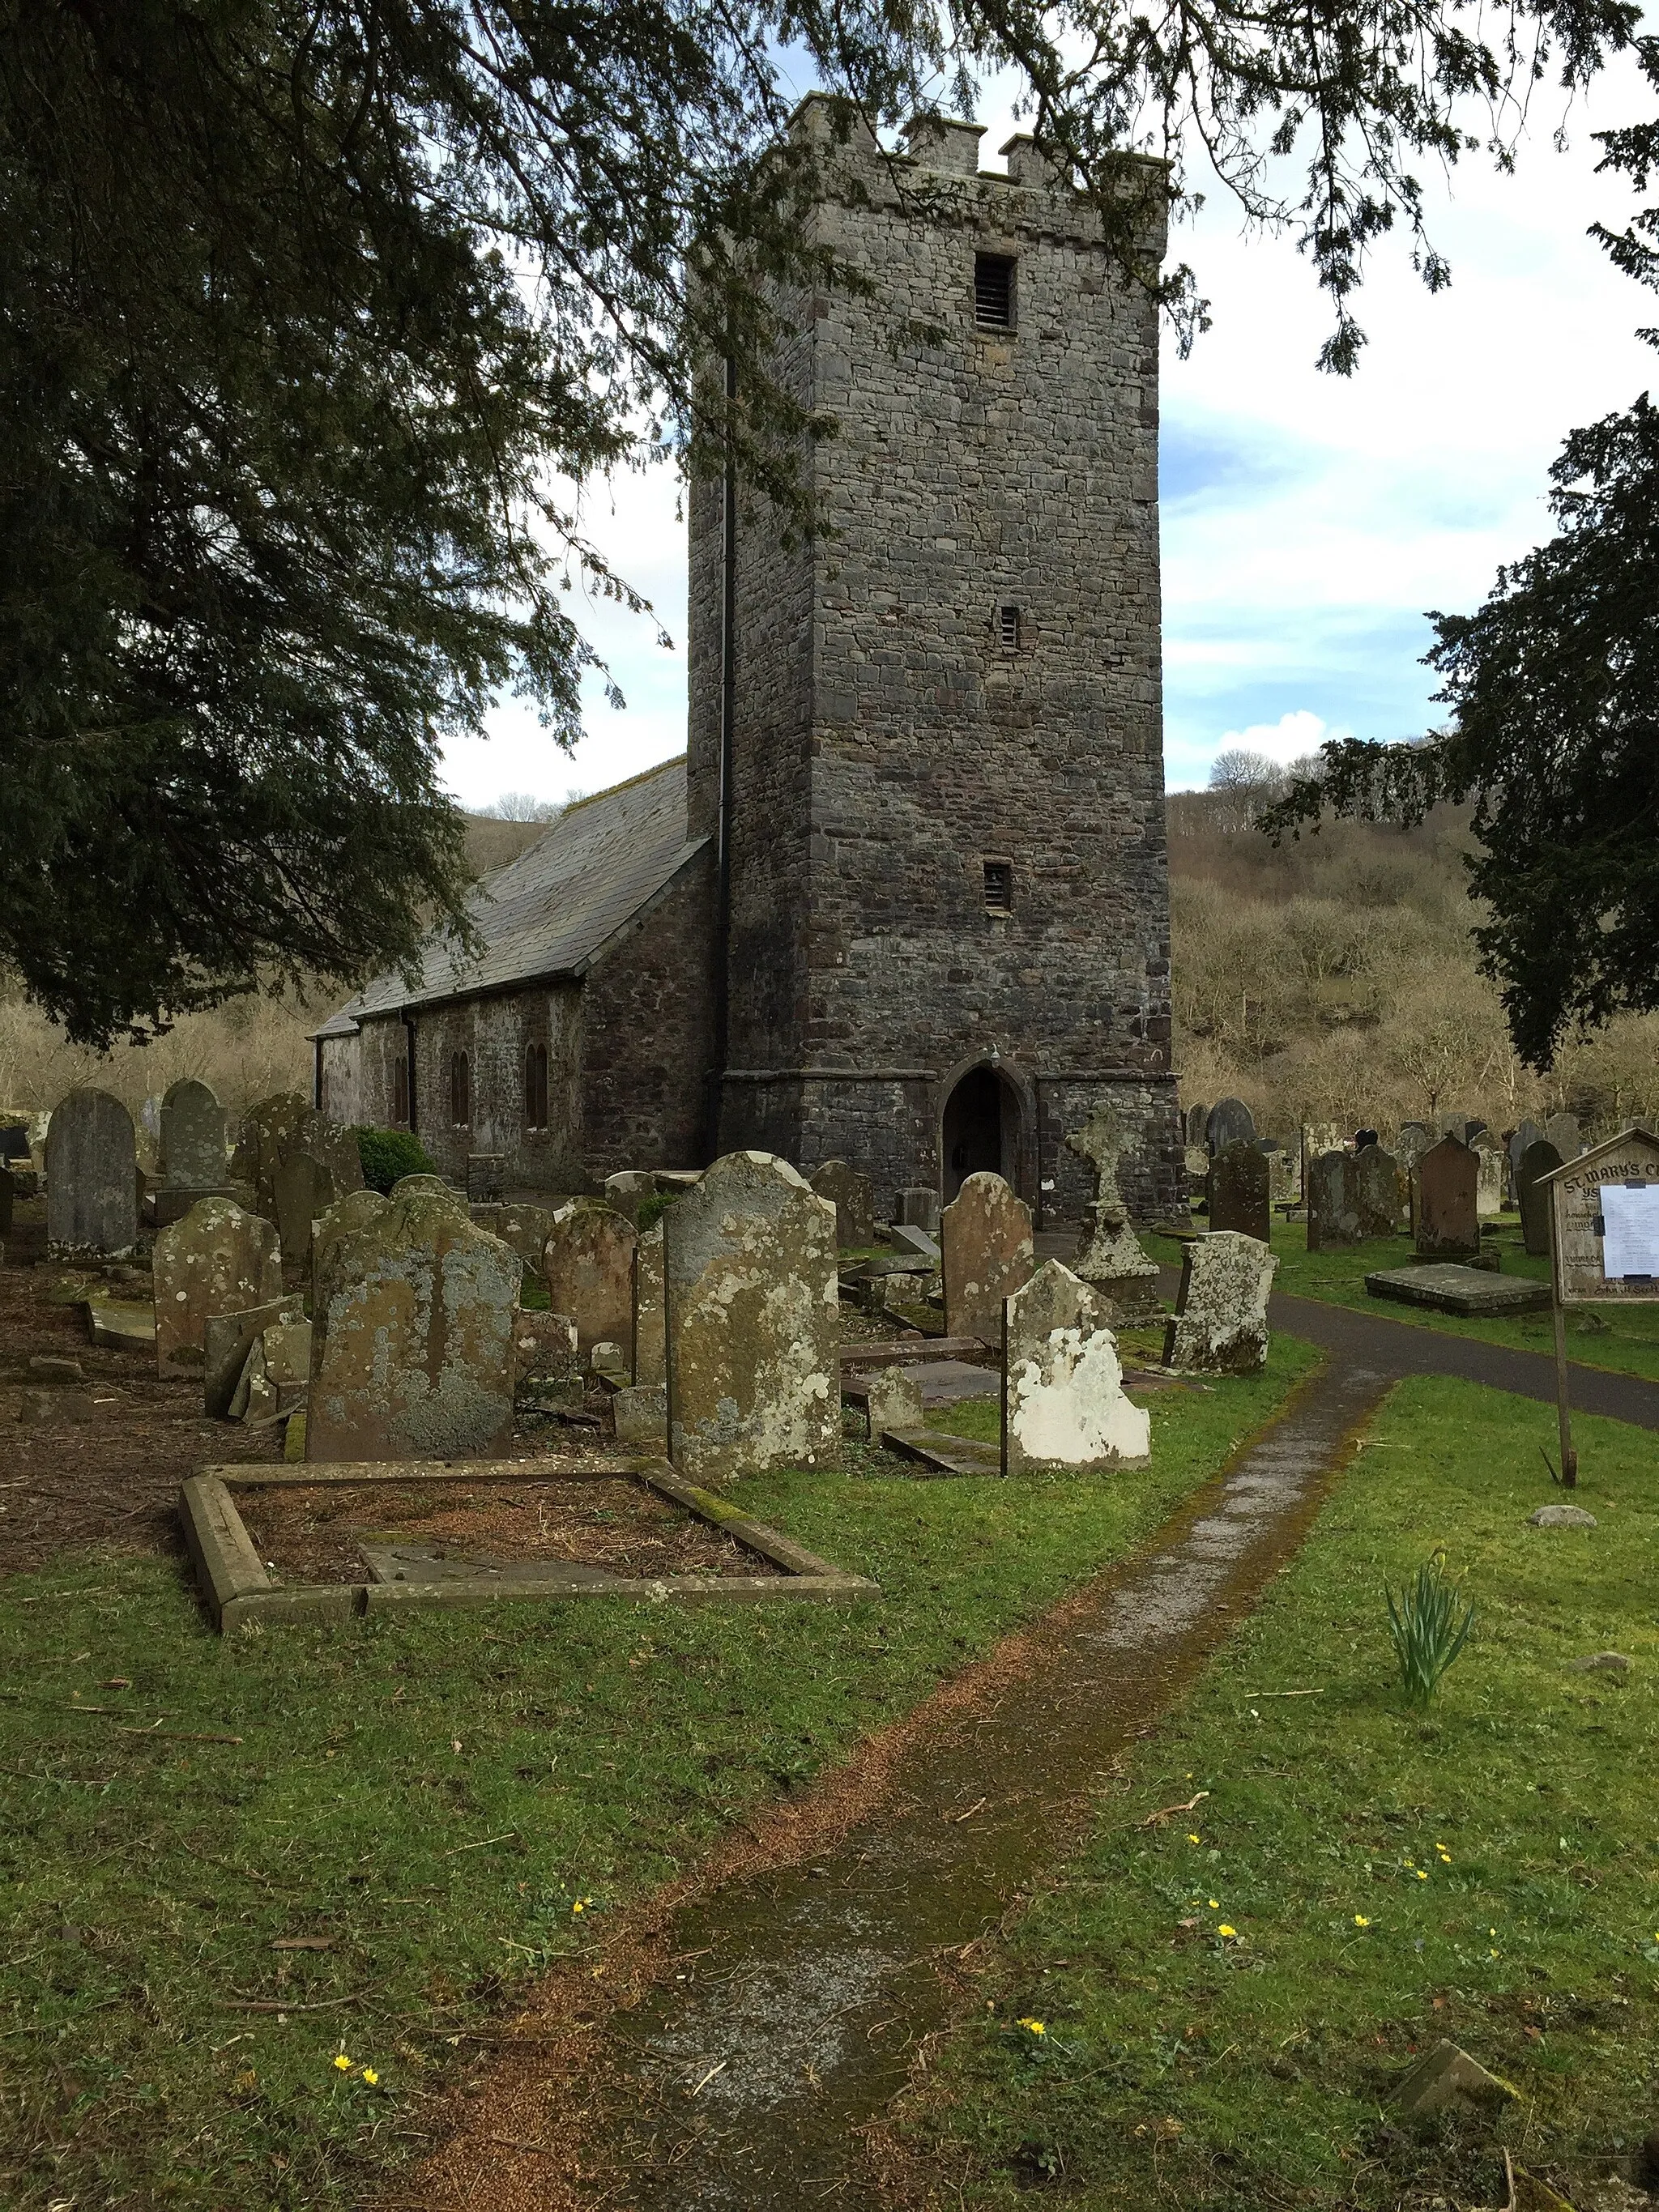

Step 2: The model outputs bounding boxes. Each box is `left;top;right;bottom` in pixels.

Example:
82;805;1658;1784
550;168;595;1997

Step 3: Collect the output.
902;1376;1659;2209
0;1336;1316;2209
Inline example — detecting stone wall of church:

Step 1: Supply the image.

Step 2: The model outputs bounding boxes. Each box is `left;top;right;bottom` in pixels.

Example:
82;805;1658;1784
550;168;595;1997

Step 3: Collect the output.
580;850;717;1178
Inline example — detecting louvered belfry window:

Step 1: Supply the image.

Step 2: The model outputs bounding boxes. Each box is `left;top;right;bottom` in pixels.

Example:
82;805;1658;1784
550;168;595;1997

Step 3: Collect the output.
974;253;1015;328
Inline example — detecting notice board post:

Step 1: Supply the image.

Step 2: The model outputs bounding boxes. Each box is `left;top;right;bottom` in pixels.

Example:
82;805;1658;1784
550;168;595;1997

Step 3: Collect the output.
1539;1127;1659;1489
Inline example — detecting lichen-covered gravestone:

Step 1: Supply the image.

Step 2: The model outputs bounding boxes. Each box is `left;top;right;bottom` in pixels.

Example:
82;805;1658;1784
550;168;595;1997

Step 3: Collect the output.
1208;1139;1270;1242
153;1199;282;1377
633;1220;666;1387
273;1151;343;1288
1306;1151;1361;1251
1414;1137;1480;1259
1207;1097;1256;1154
809;1160;876;1250
1163;1231;1277;1375
160;1079;228;1191
1003;1259;1150;1473
1066;1109;1158;1311
242;1093;364;1224
1354;1144;1403;1237
46;1089;139;1255
1517;1139;1564;1258
663;1150;839;1484
864;1365;924;1439
306;1188;519;1461
1473;1136;1505;1219
603;1170;657;1225
941;1170;1036;1344
541;1200;637;1362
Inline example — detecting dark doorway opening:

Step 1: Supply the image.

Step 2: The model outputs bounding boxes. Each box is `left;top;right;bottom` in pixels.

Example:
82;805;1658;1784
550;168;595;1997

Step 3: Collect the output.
941;1063;1019;1202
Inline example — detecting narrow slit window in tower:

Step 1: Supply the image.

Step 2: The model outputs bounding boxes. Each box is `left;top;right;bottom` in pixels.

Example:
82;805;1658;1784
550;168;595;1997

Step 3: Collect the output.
998;603;1021;651
983;859;1013;914
974;253;1015;329
450;1051;471;1127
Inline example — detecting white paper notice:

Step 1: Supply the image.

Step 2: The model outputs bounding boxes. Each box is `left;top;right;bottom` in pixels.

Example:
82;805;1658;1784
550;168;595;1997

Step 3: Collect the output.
1601;1183;1659;1278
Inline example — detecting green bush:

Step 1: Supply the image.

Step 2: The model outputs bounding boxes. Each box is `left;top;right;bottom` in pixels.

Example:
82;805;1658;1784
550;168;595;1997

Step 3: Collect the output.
354;1126;436;1194
637;1189;684;1234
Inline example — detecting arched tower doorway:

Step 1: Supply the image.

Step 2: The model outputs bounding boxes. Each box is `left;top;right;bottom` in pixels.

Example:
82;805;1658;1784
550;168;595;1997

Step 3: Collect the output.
940;1062;1025;1204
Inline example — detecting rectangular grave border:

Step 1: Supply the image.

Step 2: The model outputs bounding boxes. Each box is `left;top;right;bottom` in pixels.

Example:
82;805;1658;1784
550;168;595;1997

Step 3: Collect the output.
181;1455;878;1634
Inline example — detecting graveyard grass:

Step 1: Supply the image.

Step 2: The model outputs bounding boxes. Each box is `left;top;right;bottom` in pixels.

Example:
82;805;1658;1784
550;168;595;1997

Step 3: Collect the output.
0;1337;1314;2209
1149;1220;1659;1384
898;1378;1659;2210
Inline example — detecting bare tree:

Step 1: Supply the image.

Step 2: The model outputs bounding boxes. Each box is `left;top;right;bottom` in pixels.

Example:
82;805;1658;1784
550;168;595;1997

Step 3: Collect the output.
478;792;567;822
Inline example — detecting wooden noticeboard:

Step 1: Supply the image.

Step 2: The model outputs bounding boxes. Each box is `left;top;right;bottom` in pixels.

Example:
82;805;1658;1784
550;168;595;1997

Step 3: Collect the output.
1535;1127;1659;1485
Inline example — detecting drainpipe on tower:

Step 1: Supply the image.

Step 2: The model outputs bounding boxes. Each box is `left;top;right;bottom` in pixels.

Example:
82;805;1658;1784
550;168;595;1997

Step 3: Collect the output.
403;1012;419;1137
706;352;738;1161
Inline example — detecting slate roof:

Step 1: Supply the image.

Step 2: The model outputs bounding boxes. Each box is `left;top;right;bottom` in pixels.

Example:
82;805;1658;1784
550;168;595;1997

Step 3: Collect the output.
314;757;703;1035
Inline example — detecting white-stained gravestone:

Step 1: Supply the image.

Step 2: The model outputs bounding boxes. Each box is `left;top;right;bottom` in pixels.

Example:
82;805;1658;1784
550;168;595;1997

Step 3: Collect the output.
1066;1110;1158;1310
1306;1151;1361;1251
1003;1259;1149;1473
46;1089;139;1255
633;1220;666;1387
664;1151;840;1484
306;1187;519;1462
941;1170;1035;1344
160;1078;228;1191
1163;1232;1277;1375
1473;1136;1505;1219
542;1200;637;1362
810;1160;876;1250
153;1199;282;1377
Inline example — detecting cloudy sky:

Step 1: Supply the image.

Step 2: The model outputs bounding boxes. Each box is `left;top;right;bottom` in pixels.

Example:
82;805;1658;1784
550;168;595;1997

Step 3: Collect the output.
440;49;1657;810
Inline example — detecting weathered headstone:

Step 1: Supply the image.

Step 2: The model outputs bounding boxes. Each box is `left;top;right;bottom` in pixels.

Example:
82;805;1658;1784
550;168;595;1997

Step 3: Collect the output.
1414;1137;1479;1259
1003;1259;1149;1473
307;1187;519;1461
810;1160;876;1250
273;1151;340;1288
1184;1100;1209;1146
205;1296;301;1417
159;1078;228;1194
511;1311;582;1406
633;1220;666;1387
664;1150;840;1483
493;1200;556;1275
1207;1097;1256;1154
312;1187;393;1301
1184;1144;1212;1191
541;1200;637;1362
1266;1148;1298;1209
603;1170;657;1225
153;1199;283;1377
1473;1135;1505;1219
1208;1139;1270;1242
1163;1231;1277;1374
1067;1108;1158;1310
1301;1122;1346;1194
1543;1110;1583;1160
1306;1151;1361;1251
1354;1144;1404;1237
1517;1139;1564;1258
243;1094;364;1224
466;1153;505;1204
895;1186;941;1233
941;1170;1035;1345
612;1383;668;1448
45;1089;139;1255
389;1173;459;1204
864;1366;924;1439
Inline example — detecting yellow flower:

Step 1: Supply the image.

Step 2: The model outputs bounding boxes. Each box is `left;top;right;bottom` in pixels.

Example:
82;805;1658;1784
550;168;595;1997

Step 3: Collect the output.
1208;1899;1219;1910
1187;1833;1201;1844
1017;2018;1046;2035
572;1896;593;1914
1354;1915;1371;1928
1218;1924;1237;1938
1416;1870;1428;1882
362;2068;380;2086
332;2054;352;2073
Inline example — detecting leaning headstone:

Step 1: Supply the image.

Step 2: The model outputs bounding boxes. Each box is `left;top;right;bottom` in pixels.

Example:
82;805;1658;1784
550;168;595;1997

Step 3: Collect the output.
941;1170;1035;1345
306;1188;519;1461
1003;1259;1149;1473
664;1150;840;1483
1473;1135;1505;1219
1208;1140;1270;1242
864;1366;924;1440
895;1186;941;1234
1414;1137;1480;1259
542;1200;637;1362
633;1221;667;1387
160;1079;228;1192
1067;1108;1158;1310
153;1199;283;1377
1184;1100;1209;1146
1543;1111;1583;1160
1354;1144;1404;1237
1517;1140;1563;1258
205;1296;301;1417
45;1089;139;1255
1306;1151;1361;1251
810;1160;876;1250
1163;1231;1278;1375
1206;1097;1256;1154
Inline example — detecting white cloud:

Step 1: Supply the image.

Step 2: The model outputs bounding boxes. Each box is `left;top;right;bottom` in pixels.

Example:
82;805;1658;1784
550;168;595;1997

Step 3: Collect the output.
1218;710;1352;766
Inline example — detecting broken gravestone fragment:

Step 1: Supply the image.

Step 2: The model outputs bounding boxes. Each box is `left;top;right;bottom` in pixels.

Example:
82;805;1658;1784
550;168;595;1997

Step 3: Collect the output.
1389;2039;1517;2118
612;1383;668;1449
864;1365;925;1441
1163;1231;1277;1375
1003;1259;1149;1474
633;1220;666;1387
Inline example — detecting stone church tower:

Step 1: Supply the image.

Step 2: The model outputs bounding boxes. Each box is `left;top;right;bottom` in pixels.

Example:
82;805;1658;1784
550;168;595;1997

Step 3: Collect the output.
688;102;1184;1221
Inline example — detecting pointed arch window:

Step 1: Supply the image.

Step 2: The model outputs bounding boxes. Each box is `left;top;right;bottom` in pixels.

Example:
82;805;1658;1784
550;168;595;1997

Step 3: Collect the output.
450;1051;471;1128
523;1040;548;1132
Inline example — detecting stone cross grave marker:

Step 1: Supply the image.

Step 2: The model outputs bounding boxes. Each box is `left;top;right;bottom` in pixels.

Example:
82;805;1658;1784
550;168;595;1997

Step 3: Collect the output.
663;1150;840;1484
542;1200;637;1364
1354;1144;1403;1237
941;1170;1034;1344
1306;1151;1361;1251
307;1187;519;1461
1414;1137;1480;1259
810;1160;876;1251
1209;1139;1270;1242
1163;1230;1278;1374
1066;1108;1158;1309
1003;1259;1150;1473
160;1079;228;1192
1518;1140;1564;1258
633;1219;666;1387
154;1198;283;1377
46;1089;139;1255
1206;1097;1256;1154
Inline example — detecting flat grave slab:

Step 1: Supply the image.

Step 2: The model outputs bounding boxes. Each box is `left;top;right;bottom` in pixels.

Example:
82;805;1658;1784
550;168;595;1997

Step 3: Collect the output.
881;1428;1005;1479
839;1336;992;1368
83;1299;156;1349
842;1358;999;1413
1366;1264;1550;1317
